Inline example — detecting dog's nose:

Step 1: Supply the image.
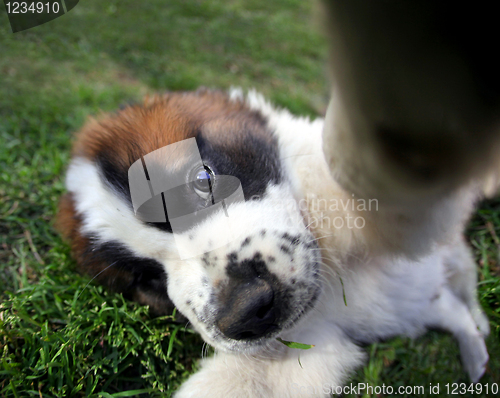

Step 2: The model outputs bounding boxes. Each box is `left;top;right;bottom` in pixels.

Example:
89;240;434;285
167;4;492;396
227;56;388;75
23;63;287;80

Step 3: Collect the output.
216;278;278;340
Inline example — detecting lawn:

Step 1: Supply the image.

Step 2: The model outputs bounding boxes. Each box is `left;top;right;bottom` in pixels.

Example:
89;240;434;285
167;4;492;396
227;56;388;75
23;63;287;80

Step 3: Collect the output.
0;1;499;397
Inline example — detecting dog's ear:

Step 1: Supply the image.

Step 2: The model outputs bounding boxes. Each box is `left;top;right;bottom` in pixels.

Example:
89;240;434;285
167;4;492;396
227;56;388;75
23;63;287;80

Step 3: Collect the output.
320;0;500;201
56;193;176;316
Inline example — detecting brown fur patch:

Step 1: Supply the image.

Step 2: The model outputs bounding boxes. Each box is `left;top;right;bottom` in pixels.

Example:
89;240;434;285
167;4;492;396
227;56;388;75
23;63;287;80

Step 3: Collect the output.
72;89;270;164
56;193;90;266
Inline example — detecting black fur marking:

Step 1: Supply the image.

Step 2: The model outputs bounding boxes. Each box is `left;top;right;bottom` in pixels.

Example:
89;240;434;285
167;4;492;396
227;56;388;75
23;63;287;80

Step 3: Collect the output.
196;131;282;202
282;233;301;246
225;252;268;280
280;245;292;255
241;237;251;248
96;155;132;203
84;239;172;314
201;253;211;267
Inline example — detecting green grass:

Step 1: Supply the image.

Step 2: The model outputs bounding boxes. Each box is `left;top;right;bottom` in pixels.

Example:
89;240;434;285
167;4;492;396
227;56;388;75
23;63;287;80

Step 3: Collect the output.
0;1;498;397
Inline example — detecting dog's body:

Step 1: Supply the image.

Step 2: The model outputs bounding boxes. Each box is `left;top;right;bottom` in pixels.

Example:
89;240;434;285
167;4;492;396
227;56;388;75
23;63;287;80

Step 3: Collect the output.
59;89;489;396
58;2;499;396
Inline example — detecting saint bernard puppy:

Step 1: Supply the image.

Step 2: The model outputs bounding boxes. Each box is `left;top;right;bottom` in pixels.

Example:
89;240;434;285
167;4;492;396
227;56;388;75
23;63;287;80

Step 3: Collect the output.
58;2;499;397
58;88;490;396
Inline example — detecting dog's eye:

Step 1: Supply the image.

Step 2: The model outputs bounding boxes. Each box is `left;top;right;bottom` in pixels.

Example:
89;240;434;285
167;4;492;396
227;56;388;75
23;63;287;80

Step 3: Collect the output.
192;166;214;199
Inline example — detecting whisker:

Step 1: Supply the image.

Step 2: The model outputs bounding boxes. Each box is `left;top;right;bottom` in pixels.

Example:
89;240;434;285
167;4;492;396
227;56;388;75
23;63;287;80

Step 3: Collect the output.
200;342;206;359
279;153;315;162
76;261;118;301
305;234;335;244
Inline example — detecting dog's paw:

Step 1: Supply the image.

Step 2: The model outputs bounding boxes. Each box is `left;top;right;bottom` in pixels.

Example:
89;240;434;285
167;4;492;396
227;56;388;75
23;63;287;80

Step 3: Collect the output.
174;373;271;398
471;308;490;337
173;357;273;398
458;332;489;383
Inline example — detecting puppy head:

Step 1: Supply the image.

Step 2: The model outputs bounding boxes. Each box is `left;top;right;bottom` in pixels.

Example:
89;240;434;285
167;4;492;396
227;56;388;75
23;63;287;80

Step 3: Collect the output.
61;90;321;352
168;183;321;352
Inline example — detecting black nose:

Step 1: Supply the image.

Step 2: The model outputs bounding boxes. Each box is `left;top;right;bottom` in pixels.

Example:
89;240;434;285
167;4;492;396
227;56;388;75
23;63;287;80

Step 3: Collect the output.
216;278;279;340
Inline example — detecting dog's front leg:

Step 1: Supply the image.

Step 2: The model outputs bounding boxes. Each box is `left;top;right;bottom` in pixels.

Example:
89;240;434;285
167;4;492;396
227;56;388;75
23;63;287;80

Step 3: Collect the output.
321;1;500;205
175;326;365;398
318;0;500;258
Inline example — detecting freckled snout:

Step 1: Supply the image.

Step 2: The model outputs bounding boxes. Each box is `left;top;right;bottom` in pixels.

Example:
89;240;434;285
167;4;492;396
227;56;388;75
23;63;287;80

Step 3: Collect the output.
208;230;319;345
216;277;279;340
